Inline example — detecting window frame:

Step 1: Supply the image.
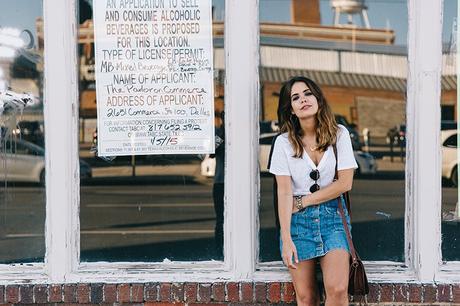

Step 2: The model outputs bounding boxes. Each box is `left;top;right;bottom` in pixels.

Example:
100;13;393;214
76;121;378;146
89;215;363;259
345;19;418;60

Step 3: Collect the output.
0;0;459;284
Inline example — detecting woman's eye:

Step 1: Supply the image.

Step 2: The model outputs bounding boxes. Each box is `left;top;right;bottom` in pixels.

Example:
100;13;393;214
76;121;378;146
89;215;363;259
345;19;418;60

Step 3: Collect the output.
292;96;299;102
305;92;312;97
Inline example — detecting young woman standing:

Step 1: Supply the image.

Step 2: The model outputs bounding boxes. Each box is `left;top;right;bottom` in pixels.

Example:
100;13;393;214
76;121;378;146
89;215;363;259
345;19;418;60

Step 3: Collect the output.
269;76;358;306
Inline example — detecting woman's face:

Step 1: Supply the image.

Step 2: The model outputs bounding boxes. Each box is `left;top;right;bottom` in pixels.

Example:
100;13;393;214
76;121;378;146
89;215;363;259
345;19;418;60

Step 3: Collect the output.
290;81;319;119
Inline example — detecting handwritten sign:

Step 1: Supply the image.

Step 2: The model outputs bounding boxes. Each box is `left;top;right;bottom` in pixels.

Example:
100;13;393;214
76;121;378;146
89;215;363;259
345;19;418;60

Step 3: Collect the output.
93;0;214;156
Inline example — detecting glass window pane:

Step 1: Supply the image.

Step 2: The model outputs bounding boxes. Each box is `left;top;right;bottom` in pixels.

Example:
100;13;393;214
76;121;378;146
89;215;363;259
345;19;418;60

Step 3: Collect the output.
0;0;45;263
259;0;407;263
78;0;225;262
441;0;458;261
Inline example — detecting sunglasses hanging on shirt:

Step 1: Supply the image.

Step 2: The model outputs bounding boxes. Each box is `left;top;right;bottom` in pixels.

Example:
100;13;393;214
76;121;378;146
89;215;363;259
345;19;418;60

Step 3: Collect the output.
309;169;320;193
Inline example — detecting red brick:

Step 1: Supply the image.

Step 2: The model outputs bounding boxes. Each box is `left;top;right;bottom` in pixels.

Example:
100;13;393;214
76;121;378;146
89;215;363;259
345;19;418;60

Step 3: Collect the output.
394;283;408;302
367;283;379;303
189;304;224;306
103;284;117;303
145;283;159;302
254;282;266;303
226;282;239;302
63;284;76;303
282;282;295;303
379;284;394;303
145;303;185;306
5;286;19;304
171;283;184;302
33;285;48;303
408;284;422;303
198;283;212;303
453;284;460;303
423;284;437;303
240;283;253;302
438;284;451;303
19;285;33;303
184;283;197;303
131;284;144;302
118;283;130;303
159;283;172;302
267;282;281;303
76;283;90;303
49;284;62;302
91;283;103;303
212;283;225;302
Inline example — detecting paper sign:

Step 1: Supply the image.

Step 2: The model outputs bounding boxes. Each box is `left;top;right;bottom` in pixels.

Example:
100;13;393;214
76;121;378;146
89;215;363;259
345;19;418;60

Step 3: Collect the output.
93;0;214;156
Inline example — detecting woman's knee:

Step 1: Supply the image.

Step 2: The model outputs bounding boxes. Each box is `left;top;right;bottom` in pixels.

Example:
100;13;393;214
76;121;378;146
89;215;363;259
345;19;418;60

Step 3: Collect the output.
325;283;348;300
296;290;319;306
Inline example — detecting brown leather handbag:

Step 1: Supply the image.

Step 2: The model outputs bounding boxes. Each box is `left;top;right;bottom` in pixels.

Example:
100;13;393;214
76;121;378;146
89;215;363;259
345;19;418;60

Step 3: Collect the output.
332;144;369;300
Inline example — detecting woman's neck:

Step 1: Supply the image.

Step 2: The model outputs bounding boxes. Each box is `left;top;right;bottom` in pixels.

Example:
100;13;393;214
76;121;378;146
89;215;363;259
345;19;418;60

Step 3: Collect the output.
299;118;316;138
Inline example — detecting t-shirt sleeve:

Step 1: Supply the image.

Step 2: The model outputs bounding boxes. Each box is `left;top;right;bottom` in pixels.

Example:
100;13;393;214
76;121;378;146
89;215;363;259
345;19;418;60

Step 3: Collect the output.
337;125;359;171
269;136;291;176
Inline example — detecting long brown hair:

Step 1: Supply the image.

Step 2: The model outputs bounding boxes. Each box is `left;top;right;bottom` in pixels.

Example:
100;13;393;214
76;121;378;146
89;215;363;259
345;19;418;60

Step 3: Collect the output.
278;76;338;158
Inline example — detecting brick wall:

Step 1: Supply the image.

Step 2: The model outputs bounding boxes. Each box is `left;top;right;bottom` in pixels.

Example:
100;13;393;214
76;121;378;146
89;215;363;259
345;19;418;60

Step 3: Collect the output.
0;282;459;305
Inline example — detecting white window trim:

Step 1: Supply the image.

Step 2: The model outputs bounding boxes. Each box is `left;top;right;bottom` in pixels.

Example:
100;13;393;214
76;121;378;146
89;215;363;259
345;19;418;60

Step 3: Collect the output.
1;0;460;285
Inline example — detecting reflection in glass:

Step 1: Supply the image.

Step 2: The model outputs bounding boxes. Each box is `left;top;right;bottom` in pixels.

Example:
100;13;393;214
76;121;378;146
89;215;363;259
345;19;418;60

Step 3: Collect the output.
0;0;45;263
259;0;407;262
441;0;459;261
78;0;224;262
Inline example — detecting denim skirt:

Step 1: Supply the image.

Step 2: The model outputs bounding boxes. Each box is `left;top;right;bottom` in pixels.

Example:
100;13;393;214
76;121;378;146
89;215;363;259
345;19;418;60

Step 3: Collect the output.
280;196;351;261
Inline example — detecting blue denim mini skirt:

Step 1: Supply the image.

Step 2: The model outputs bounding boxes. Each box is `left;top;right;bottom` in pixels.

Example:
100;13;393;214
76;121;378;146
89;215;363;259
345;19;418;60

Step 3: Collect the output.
280;196;351;261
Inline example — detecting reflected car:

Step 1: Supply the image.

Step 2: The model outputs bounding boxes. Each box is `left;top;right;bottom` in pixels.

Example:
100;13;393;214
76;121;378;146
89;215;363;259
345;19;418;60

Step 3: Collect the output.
0;139;91;183
334;115;362;150
201;133;377;177
441;129;457;186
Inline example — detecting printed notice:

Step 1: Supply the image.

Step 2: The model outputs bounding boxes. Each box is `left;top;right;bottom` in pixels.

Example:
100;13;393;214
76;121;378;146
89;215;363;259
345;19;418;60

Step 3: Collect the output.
93;0;214;156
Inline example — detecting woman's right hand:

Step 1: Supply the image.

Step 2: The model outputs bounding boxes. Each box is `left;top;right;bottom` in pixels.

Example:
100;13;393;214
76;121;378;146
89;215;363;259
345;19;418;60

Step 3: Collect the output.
281;238;299;269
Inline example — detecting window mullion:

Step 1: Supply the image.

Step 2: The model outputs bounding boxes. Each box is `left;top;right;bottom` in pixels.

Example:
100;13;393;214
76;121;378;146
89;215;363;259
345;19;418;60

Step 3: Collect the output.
224;0;259;279
43;0;79;282
406;0;443;281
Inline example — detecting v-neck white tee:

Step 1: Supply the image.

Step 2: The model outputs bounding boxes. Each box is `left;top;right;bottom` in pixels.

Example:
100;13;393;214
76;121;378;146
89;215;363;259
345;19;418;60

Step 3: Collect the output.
269;124;358;196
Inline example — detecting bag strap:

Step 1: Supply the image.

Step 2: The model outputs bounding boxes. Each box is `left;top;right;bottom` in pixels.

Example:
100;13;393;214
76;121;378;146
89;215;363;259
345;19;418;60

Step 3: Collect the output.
332;144;351;216
332;143;358;264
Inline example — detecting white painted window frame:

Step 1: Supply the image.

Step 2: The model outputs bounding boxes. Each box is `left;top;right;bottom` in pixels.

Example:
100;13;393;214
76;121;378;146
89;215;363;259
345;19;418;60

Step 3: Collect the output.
1;0;459;285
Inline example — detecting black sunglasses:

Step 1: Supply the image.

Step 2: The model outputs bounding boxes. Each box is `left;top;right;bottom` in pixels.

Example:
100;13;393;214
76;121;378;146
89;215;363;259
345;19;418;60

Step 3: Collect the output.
309;169;320;193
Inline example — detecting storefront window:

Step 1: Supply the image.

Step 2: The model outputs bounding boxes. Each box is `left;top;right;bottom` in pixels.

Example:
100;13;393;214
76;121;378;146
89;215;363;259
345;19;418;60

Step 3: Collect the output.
441;0;459;261
77;0;225;262
258;0;408;262
0;0;45;263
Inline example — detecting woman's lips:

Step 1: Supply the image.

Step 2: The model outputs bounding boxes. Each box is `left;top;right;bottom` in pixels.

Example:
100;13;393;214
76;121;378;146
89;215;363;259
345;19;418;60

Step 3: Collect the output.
301;105;312;110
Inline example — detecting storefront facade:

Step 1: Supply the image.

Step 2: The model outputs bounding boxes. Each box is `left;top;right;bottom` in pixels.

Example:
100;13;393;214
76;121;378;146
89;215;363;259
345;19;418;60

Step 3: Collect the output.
0;0;459;304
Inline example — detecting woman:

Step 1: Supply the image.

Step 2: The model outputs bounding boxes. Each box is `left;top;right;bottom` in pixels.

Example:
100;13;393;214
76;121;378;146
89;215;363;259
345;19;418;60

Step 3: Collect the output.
269;76;358;306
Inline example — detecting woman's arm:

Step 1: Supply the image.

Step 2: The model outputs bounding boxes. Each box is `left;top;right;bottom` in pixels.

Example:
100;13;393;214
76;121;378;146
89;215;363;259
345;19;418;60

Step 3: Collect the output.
276;175;299;269
292;168;354;213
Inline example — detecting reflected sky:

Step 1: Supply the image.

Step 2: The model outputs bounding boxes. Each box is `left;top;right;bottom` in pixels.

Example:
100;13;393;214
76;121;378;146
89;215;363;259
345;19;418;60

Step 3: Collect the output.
0;0;457;46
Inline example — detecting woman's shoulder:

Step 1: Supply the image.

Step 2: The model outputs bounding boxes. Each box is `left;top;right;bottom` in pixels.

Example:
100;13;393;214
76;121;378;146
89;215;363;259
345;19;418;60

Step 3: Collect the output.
273;132;290;148
336;124;350;138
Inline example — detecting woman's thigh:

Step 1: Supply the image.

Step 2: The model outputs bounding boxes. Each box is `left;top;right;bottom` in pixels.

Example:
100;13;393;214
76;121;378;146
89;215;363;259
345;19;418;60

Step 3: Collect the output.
319;249;349;292
289;259;319;299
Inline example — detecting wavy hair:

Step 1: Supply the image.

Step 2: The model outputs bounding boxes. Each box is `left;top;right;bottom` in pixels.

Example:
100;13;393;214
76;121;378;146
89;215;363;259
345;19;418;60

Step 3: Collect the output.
277;76;338;158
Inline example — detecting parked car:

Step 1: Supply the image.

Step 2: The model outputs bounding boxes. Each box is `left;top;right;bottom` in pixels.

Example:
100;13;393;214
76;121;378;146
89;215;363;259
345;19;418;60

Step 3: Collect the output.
0;139;91;183
201;133;377;177
334;115;362;150
441;129;457;186
386;124;406;146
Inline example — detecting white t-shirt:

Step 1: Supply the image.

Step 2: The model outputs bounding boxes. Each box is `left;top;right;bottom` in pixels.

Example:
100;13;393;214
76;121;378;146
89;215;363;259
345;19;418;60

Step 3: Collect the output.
269;124;358;196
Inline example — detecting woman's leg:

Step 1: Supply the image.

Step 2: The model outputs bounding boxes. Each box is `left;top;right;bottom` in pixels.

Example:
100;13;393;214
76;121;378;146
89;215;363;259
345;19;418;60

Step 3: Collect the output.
289;259;320;306
320;249;350;306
